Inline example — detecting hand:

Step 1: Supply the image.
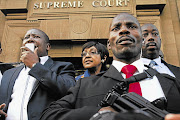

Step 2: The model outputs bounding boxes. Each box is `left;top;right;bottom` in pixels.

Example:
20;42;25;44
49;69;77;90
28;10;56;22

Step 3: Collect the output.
0;103;7;117
98;106;117;113
165;114;180;120
20;47;39;68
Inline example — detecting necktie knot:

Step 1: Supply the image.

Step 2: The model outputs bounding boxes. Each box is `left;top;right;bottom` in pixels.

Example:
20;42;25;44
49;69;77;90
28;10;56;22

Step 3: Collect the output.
149;60;157;68
121;65;137;78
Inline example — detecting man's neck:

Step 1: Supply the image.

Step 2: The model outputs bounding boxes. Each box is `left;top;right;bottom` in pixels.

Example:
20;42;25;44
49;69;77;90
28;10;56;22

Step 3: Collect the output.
142;53;159;60
115;55;141;64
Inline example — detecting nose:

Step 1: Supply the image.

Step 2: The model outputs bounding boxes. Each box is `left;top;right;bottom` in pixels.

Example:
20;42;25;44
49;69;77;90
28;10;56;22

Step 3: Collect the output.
23;39;36;47
119;26;130;36
147;33;154;42
26;40;35;43
25;36;36;44
85;52;91;57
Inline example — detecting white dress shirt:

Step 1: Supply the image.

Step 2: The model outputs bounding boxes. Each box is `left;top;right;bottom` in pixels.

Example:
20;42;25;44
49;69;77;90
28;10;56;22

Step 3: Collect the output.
112;58;165;102
141;57;175;77
0;71;2;86
6;56;49;120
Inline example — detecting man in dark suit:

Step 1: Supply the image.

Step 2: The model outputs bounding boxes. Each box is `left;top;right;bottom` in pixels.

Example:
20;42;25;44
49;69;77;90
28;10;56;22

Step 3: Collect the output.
0;28;76;120
0;43;14;83
141;23;180;113
40;13;180;120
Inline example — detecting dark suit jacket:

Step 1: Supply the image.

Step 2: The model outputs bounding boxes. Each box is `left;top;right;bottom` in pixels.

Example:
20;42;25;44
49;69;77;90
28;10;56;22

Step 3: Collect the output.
160;60;180;112
0;62;14;74
0;57;76;120
40;64;180;120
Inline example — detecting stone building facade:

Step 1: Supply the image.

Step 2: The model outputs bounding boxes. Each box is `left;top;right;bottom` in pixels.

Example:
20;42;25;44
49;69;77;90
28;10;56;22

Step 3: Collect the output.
0;0;180;71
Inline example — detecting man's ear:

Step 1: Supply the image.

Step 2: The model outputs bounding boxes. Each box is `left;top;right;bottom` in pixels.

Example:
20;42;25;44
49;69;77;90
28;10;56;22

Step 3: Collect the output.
107;40;111;50
142;38;145;46
46;43;51;51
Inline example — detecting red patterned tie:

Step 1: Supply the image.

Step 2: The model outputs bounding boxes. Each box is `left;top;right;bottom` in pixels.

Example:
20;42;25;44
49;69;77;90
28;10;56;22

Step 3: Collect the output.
121;64;142;96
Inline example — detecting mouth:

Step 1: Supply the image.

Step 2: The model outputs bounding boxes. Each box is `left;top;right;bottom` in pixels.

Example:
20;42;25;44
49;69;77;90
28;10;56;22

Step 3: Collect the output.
146;42;156;47
116;36;134;45
146;42;157;50
84;60;93;64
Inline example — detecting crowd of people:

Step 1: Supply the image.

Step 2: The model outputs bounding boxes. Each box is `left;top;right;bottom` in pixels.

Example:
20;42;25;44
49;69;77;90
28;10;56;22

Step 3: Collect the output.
0;13;180;120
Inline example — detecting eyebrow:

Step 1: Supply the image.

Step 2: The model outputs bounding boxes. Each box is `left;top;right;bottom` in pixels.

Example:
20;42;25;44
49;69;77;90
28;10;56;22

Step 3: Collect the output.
126;22;137;25
142;29;158;32
112;21;137;27
111;22;121;27
152;29;158;32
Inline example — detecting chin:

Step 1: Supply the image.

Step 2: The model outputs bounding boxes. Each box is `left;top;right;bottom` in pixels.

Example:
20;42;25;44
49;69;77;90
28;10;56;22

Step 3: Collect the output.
84;65;93;69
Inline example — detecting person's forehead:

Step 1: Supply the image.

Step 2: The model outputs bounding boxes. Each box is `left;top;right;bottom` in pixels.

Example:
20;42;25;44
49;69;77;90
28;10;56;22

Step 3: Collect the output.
142;24;158;32
25;29;44;36
112;14;139;25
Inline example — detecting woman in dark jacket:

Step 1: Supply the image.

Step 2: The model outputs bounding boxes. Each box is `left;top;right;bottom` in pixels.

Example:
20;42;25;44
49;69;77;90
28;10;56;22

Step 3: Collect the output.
76;41;109;80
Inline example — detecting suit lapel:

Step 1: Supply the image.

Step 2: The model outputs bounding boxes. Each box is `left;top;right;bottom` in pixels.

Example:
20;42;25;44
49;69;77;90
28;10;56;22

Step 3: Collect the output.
103;65;124;82
29;57;54;100
156;73;175;97
2;65;24;111
159;60;180;96
163;60;180;80
7;65;24;97
43;57;54;69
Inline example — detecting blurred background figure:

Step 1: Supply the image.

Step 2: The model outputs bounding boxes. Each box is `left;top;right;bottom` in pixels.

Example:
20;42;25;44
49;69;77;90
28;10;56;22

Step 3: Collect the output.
75;41;109;81
141;23;180;113
0;42;14;85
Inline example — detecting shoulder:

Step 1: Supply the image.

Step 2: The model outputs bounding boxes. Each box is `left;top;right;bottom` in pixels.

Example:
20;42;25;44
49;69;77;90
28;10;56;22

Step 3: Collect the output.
48;59;74;70
162;60;180;70
52;60;73;66
79;71;106;83
0;63;14;73
46;57;73;66
2;65;23;76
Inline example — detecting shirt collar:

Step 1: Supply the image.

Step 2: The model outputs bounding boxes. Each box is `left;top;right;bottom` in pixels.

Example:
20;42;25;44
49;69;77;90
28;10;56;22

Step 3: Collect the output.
24;56;49;70
39;56;49;65
112;59;144;73
141;56;162;67
84;70;91;77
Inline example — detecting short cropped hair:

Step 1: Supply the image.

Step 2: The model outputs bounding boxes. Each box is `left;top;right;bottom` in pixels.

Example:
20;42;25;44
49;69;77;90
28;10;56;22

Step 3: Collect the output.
82;41;109;71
